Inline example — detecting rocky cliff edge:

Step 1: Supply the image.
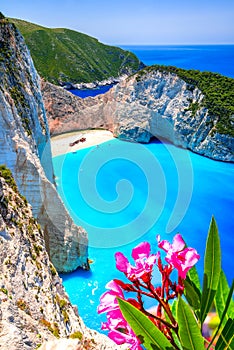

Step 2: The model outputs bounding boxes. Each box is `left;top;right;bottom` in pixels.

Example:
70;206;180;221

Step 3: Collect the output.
0;18;88;272
0;171;125;349
42;67;234;162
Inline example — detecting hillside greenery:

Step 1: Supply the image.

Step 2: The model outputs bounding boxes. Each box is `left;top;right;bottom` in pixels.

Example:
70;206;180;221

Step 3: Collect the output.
0;17;34;135
136;65;234;137
10;18;143;85
0;165;18;193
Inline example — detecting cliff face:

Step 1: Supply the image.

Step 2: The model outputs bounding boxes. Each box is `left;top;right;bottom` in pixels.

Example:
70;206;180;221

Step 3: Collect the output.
41;80;114;134
0;19;88;272
0;173;124;350
43;70;234;162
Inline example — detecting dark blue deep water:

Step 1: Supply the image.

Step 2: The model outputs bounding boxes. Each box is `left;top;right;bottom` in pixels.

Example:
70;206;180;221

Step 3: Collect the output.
53;140;234;333
122;45;234;78
70;84;114;98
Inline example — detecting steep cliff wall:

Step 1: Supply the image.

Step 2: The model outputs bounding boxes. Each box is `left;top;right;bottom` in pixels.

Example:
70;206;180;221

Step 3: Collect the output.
0;18;88;271
41;80;114;134
42;69;234;162
0;172;124;350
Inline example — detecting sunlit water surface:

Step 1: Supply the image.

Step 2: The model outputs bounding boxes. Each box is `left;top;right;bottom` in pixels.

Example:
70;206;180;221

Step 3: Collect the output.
53;139;234;332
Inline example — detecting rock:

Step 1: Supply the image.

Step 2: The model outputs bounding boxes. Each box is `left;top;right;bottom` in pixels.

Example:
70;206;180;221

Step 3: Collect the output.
116;125;152;143
41;80;115;135
40;338;127;350
0;17;140;350
0;19;88;271
40;339;86;350
0;175;125;350
71;75;127;90
42;70;234;162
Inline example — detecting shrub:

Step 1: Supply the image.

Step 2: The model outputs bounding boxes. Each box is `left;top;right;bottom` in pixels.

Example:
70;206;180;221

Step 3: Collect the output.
0;288;8;295
50;263;57;276
69;331;83;340
0;165;18;193
17;299;31;315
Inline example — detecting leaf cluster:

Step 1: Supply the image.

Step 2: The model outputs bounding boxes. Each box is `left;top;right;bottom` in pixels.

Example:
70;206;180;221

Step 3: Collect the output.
118;217;234;349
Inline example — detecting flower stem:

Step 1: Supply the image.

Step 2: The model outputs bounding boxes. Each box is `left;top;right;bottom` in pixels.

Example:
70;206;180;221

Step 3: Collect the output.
147;282;178;331
144;309;177;332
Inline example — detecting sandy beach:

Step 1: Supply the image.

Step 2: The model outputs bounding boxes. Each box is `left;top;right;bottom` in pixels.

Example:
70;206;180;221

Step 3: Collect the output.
50;129;114;157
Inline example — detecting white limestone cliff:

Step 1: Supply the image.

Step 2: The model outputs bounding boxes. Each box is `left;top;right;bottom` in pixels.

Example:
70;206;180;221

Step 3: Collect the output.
0;19;88;271
42;70;233;162
110;70;234;162
0;174;125;349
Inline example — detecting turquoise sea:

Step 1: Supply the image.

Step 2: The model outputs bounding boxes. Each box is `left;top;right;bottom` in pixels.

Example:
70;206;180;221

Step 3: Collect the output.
53;46;234;333
53;139;234;332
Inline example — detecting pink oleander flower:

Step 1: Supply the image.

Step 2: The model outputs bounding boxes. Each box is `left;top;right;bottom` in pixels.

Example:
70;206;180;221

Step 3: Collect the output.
108;327;142;350
98;281;142;349
97;280;124;314
157;234;200;279
115;242;158;281
103;309;142;350
101;308;126;331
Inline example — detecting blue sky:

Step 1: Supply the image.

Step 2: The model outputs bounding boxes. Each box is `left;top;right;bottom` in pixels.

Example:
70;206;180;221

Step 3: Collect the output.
1;0;234;44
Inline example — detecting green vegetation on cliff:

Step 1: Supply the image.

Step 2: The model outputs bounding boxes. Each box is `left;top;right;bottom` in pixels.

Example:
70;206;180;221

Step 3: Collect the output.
136;65;234;137
0;165;18;193
0;18;33;135
0;165;27;204
10;18;143;85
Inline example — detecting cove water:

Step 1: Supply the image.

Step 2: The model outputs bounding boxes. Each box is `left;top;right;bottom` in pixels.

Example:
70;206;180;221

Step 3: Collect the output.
53;139;234;332
70;84;114;98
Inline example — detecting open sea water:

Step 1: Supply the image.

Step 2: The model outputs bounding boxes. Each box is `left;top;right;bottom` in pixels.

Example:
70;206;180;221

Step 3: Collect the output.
71;45;234;97
121;45;234;78
53;46;234;333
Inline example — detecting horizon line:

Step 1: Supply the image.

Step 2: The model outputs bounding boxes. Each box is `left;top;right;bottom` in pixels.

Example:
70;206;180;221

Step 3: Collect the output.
113;43;234;46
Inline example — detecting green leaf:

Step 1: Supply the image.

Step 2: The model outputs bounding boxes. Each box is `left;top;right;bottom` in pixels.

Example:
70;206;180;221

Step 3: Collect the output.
200;217;221;325
207;279;234;350
117;298;173;350
186;265;201;293
177;297;205;350
184;277;201;318
215;271;234;321
184;266;201;319
215;318;234;350
172;299;178;320
167;301;183;350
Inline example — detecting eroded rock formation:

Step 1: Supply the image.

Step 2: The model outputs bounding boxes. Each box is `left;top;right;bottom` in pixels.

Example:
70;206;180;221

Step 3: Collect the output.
41;80;114;135
42;70;234;162
0;173;125;349
0;19;88;271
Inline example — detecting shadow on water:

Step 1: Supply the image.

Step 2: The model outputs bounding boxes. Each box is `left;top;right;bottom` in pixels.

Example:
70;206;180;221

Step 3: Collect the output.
149;136;172;145
69;84;115;98
60;267;93;281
